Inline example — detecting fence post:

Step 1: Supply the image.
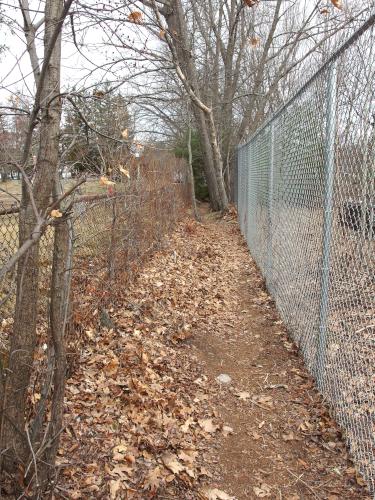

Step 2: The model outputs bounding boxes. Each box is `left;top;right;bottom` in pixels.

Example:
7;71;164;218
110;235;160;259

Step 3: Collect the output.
108;195;118;280
237;147;241;229
243;146;247;237
234;146;239;208
316;62;338;387
240;146;246;236
246;142;251;243
266;122;275;290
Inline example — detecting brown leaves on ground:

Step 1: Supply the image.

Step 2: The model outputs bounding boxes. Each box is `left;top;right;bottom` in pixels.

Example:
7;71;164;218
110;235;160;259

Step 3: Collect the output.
201;487;235;499
61;322;218;497
59;217;230;498
59;208;370;499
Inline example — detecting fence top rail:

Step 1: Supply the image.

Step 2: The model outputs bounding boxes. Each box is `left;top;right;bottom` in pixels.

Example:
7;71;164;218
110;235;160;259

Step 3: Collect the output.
238;11;375;150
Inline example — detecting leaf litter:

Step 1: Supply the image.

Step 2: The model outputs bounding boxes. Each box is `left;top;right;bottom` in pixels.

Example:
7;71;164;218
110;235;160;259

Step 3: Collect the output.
59;206;371;499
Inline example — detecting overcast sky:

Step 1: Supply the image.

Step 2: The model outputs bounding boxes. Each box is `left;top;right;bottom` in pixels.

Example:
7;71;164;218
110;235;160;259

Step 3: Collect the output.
0;0;160;106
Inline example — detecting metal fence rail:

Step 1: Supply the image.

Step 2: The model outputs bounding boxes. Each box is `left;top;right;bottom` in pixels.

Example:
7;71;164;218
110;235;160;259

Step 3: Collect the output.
237;15;375;493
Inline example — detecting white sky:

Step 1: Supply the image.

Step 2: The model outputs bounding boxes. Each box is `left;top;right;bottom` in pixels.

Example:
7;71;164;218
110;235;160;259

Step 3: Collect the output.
0;0;162;106
0;0;374;138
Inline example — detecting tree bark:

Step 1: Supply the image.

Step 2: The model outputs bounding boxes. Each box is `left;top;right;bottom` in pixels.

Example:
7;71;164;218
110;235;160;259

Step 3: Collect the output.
163;0;228;211
39;213;72;490
1;0;64;476
187;123;201;221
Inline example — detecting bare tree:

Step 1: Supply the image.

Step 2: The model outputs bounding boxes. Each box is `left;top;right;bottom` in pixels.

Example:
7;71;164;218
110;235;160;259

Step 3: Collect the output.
116;0;373;204
0;0;75;488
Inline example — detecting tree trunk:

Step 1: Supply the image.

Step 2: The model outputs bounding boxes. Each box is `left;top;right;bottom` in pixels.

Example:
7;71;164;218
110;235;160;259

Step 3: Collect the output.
164;0;228;211
192;106;221;210
1;0;64;476
187;123;201;221
39;213;72;491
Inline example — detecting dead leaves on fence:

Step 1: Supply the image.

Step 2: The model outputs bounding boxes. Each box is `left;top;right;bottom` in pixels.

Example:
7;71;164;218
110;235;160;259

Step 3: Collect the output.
243;0;259;7
99;175;115;186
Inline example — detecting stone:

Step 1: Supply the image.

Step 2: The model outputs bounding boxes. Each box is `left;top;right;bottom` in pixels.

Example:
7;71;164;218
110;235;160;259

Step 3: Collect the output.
216;373;232;384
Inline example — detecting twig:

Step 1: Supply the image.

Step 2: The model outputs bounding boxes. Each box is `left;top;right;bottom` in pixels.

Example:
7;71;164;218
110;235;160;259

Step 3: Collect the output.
250;399;272;411
0;178;86;282
9;162;42;223
355;324;375;334
0;187;20;204
25;423;39;489
285;468;321;499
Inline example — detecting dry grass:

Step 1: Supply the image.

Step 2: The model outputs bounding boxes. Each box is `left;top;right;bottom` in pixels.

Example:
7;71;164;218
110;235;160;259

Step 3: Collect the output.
0;178;104;207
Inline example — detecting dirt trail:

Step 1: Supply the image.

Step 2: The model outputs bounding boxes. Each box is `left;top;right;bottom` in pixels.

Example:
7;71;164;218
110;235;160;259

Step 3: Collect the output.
189;209;369;499
59;207;370;499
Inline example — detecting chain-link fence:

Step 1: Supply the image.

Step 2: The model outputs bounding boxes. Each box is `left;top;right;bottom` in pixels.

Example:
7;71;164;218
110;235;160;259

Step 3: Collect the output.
0;150;190;489
237;14;375;493
0;151;190;363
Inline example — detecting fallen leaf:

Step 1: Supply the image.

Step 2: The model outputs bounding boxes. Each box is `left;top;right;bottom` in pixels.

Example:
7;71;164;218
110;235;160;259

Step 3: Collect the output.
181;417;194;433
143;466;163;491
112;443;127;461
185;466;196;478
110;464;133;477
109;479;122;499
198;418;219;434
235;391;251;400
282;432;295;442
222;425;234;437
356;475;366;486
161;452;184;475
202;487;235;499
177;448;198;464
253;483;272;497
251;430;262;440
172;329;193;342
104;356;119;377
253;395;273;408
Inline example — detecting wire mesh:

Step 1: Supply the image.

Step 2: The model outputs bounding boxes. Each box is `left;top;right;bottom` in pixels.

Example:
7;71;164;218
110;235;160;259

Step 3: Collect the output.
237;16;375;494
0;152;190;369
